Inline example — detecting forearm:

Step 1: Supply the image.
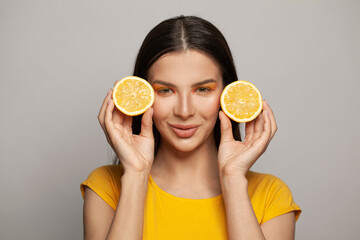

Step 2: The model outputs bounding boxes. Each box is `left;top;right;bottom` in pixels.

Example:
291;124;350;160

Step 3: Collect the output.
220;175;265;240
106;172;149;240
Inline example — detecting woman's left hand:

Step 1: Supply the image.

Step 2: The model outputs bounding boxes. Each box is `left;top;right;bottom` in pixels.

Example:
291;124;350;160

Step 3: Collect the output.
218;100;277;178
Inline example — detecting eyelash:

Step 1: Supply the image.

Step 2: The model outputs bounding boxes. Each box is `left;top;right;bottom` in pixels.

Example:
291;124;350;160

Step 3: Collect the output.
155;87;212;96
157;88;173;95
196;87;211;93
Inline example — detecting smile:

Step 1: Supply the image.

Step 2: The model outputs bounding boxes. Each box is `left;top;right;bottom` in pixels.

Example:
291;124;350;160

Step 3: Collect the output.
168;124;199;138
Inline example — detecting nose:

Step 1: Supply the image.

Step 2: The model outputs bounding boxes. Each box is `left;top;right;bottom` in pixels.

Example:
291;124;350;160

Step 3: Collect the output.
173;92;195;119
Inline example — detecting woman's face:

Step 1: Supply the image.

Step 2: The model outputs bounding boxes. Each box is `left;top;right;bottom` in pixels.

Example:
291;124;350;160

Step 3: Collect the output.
148;50;224;152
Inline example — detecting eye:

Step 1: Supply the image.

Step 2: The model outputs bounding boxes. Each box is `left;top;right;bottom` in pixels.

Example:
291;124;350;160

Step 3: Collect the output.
157;88;173;95
196;87;211;93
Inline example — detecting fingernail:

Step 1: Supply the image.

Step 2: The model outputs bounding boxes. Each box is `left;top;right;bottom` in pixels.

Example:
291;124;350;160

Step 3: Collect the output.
107;89;111;95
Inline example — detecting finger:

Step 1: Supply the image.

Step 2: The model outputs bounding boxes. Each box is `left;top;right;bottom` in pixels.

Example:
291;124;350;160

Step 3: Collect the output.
245;118;255;142
263;100;277;139
104;99;117;139
140;108;154;139
254;110;265;134
263;109;272;137
123;115;133;133
112;106;126;126
251;110;272;152
256;109;272;150
250;111;266;144
98;89;113;128
98;90;115;145
219;111;235;143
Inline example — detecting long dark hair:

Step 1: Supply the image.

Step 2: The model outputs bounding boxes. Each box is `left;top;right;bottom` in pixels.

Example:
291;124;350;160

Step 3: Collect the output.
113;15;241;164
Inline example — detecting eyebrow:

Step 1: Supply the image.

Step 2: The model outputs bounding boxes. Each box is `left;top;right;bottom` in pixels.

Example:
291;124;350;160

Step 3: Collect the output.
152;79;217;88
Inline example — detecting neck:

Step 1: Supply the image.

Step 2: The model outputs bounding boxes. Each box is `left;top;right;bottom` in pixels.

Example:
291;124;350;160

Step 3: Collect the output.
151;135;220;184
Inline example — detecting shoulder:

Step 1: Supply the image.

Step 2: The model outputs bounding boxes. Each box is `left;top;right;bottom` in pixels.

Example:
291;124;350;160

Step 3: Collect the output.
80;164;124;210
246;171;288;191
246;171;302;223
246;170;295;201
247;171;277;185
87;164;124;181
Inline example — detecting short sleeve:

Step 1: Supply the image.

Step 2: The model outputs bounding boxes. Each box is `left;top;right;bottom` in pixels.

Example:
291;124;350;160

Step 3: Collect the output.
262;177;302;223
80;165;122;211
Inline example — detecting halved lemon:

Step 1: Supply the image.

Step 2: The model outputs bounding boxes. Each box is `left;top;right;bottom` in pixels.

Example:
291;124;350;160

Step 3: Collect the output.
112;76;154;116
220;80;263;123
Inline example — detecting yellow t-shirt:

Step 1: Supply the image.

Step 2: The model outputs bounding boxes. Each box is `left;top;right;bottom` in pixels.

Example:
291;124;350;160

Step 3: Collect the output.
81;165;301;239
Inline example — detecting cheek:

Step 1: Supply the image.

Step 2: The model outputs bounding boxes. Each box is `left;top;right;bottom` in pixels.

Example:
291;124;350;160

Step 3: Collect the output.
196;94;221;118
152;97;170;124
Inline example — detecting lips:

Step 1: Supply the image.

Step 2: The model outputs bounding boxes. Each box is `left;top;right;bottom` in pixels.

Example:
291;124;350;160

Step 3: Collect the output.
168;123;199;138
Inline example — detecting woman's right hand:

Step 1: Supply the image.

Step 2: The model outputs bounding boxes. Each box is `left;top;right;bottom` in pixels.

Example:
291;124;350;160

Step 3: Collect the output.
98;88;155;175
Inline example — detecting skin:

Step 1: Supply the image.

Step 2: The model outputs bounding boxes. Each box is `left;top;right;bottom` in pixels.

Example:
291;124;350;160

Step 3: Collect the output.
84;50;296;239
148;50;223;194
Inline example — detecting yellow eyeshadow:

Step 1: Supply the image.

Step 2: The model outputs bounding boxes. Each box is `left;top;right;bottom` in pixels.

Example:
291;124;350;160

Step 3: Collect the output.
152;83;167;89
198;82;217;89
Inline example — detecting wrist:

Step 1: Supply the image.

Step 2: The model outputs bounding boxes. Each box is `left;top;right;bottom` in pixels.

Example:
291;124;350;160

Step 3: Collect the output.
219;168;248;180
220;174;248;192
121;171;150;184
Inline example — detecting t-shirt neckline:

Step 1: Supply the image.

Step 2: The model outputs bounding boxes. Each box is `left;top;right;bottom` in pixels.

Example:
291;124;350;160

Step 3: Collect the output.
149;174;223;202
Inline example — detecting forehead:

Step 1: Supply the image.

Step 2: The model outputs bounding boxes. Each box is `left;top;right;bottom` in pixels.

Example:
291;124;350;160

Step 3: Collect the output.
147;50;222;85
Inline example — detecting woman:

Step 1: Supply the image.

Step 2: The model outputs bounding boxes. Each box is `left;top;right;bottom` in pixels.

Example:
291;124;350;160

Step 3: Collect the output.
81;15;301;239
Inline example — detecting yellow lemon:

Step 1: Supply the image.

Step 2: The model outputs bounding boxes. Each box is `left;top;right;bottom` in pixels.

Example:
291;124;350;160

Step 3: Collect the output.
220;80;263;122
112;76;154;116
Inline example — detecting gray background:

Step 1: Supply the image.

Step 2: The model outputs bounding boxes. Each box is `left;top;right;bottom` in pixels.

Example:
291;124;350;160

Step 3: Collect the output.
1;0;359;239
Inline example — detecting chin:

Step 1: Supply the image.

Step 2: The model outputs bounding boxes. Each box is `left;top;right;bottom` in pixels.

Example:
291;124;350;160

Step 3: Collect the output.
164;133;213;153
172;141;200;153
